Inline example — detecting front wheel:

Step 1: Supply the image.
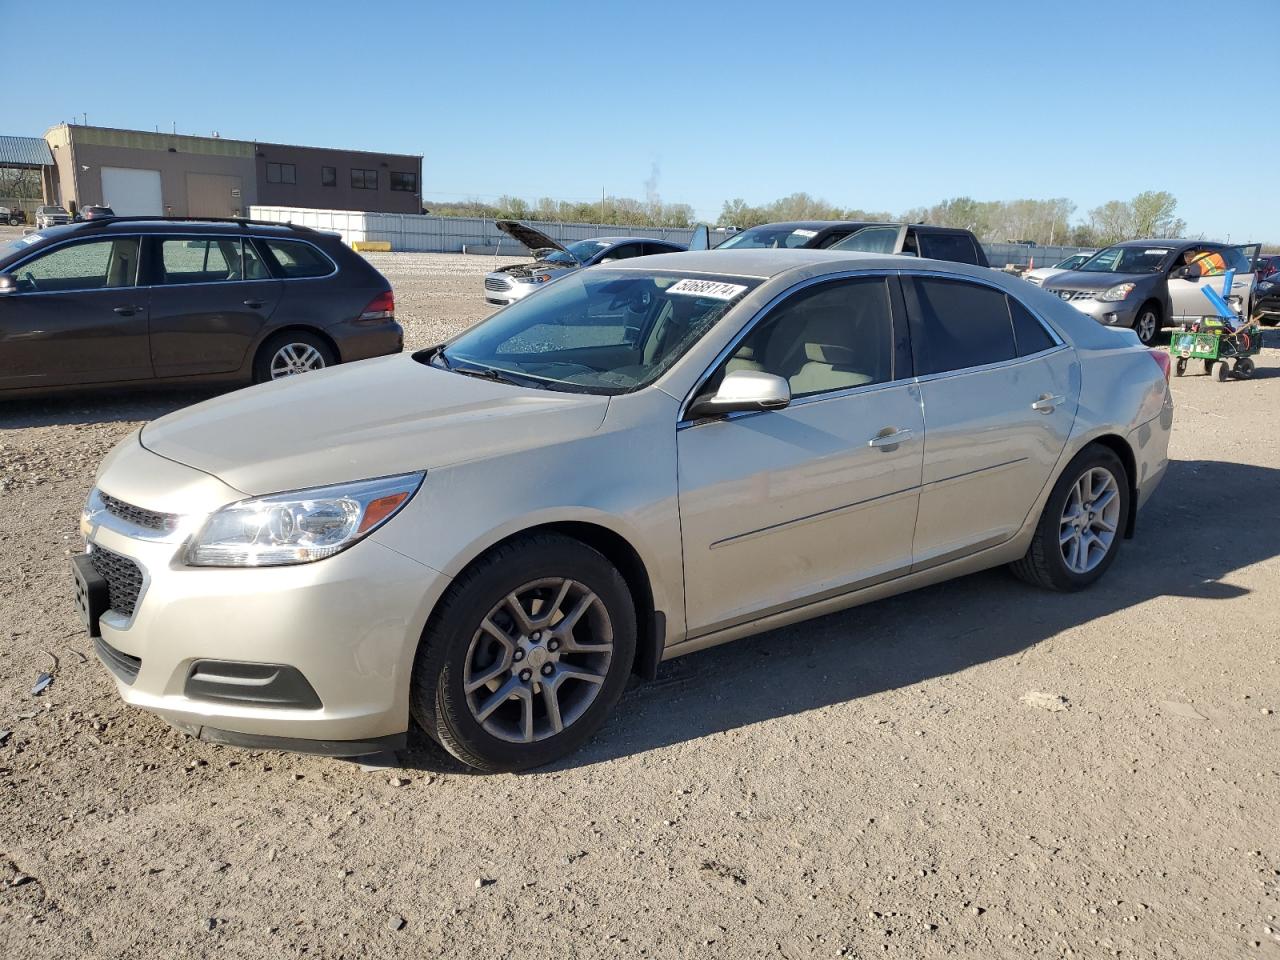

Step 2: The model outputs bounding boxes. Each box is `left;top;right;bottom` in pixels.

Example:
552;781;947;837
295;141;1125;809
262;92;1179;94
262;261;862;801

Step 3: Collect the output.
1010;445;1130;591
1214;360;1233;383
1174;357;1186;377
1133;304;1162;346
410;534;637;772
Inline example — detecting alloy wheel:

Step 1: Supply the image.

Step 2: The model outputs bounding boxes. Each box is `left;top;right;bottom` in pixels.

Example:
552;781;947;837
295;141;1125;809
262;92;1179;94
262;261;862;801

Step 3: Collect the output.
1059;466;1121;574
1136;310;1158;344
269;343;326;379
463;578;613;744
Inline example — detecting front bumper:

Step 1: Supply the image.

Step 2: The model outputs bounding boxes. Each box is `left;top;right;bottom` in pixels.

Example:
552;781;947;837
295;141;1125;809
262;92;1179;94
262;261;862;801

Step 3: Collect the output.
1051;293;1140;328
483;275;544;305
78;449;449;753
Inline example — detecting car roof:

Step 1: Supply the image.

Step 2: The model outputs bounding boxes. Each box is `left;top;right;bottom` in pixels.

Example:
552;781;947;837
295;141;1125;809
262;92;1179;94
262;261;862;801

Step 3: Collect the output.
1110;238;1192;249
588;237;682;246
606;247;979;280
32;217;313;237
741;220;871;231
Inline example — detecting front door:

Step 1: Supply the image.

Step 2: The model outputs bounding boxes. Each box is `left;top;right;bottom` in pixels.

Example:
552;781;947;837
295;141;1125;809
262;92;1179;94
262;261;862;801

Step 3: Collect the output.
0;236;151;390
677;274;923;637
145;235;282;378
902;276;1077;569
1168;244;1260;321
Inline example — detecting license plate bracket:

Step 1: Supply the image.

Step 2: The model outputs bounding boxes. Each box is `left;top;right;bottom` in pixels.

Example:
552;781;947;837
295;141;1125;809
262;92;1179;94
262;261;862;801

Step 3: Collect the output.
71;553;108;639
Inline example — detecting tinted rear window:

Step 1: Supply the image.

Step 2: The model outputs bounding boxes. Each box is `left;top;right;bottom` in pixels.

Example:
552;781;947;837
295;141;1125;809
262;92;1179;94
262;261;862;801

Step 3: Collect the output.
906;277;1016;375
918;232;979;264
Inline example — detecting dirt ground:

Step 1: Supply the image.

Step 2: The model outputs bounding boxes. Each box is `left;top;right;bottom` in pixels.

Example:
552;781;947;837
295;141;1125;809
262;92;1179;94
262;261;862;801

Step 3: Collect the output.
1;238;1278;959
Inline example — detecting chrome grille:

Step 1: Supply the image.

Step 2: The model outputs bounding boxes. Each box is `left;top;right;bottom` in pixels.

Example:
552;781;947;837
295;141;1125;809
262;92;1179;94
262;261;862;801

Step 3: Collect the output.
1048;289;1095;302
100;492;178;532
90;546;144;618
485;276;512;292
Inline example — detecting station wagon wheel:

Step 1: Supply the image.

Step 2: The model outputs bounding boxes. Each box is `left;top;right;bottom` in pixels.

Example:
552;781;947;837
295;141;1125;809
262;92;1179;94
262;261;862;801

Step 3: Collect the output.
1010;445;1129;591
252;330;336;384
410;533;636;772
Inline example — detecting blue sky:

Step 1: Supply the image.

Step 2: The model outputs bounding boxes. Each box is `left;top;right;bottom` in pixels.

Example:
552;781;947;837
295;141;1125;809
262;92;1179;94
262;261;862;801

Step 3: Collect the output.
11;0;1276;240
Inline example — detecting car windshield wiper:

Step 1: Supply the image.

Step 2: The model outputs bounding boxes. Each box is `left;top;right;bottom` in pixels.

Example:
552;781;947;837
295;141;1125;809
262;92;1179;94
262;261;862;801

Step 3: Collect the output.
448;359;549;390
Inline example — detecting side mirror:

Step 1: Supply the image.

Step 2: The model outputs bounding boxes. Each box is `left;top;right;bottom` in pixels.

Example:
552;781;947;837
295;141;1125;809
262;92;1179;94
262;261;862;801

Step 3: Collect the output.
1177;263;1202;281
0;274;17;296
687;370;791;420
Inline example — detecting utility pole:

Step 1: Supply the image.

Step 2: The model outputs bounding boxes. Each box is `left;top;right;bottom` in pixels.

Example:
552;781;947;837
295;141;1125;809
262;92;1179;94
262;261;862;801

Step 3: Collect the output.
601;187;605;225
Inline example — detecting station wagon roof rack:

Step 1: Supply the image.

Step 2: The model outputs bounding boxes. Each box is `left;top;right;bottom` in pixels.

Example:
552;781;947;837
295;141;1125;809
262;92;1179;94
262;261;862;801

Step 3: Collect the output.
75;215;311;231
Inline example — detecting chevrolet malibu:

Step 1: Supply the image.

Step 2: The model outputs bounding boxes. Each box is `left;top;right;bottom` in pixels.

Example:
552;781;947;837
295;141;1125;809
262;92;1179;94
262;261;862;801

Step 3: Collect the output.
75;250;1172;772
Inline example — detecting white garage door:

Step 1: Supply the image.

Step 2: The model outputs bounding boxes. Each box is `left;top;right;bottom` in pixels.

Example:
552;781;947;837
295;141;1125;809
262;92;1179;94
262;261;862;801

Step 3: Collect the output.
100;167;163;215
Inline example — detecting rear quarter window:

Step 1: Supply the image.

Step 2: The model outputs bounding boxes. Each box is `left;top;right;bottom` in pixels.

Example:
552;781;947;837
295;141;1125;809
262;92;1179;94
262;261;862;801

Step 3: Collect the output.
918;233;980;265
259;238;335;278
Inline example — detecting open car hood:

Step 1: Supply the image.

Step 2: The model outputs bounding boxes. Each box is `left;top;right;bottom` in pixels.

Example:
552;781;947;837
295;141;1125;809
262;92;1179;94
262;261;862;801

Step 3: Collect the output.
495;220;566;257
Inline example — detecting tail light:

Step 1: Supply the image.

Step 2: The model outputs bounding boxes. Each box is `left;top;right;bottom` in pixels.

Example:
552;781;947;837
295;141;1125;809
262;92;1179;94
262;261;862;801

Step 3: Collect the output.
1148;348;1171;383
358;291;394;323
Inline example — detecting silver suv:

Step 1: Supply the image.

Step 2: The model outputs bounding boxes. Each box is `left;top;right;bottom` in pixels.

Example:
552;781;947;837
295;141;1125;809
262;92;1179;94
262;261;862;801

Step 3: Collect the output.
35;205;72;229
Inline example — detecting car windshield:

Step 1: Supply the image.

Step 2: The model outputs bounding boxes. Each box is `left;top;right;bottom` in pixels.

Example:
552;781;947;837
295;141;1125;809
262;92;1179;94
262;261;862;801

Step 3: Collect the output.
39;206;68;215
1;233;46;260
1077;245;1172;274
543;239;610;265
429;270;759;395
716;225;821;249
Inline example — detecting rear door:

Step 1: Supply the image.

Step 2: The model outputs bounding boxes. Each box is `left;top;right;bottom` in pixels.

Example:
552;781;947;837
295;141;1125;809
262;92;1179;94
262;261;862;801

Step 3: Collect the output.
903;275;1077;570
0;235;151;390
145;235;282;378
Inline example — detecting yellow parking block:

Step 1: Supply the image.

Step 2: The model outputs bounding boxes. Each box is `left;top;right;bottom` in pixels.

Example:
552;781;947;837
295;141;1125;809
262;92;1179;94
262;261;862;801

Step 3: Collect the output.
352;240;392;252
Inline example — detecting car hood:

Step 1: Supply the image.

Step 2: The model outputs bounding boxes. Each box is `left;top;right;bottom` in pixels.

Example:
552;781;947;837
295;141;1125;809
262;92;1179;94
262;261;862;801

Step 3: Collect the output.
495;220;566;256
1043;270;1154;292
139;354;610;496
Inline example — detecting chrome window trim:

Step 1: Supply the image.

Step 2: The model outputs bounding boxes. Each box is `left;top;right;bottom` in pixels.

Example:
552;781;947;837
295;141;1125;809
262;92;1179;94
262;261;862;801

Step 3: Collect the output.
676;269;901;425
2;231;338;294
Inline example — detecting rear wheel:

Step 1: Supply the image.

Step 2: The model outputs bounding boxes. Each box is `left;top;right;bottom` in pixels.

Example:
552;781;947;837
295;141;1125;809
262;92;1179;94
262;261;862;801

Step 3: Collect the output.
1133;303;1162;346
1174;357;1186;377
1214;360;1233;382
1234;357;1255;379
252;331;335;384
1010;445;1129;592
410;534;637;773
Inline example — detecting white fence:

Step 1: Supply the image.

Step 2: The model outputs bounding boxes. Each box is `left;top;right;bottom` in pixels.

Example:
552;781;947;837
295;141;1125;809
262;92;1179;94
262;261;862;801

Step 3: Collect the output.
249;205;1093;266
249;206;722;254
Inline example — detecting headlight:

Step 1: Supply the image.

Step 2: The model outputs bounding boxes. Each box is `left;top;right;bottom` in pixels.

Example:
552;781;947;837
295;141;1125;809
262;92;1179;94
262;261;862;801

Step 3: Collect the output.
1259;280;1274;292
185;473;424;567
515;274;551;284
1097;283;1136;302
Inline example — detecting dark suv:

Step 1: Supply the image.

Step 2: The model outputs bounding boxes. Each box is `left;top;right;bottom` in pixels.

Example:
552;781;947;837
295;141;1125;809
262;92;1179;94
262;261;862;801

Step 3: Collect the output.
0;217;402;395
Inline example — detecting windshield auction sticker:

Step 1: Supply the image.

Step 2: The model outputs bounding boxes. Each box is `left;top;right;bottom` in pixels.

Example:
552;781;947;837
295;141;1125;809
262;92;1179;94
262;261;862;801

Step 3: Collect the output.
667;278;748;300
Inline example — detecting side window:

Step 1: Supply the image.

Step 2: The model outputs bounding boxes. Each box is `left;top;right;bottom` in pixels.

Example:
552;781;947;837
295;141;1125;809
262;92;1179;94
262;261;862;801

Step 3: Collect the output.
1007;296;1057;356
243;240;271;281
261;239;334;278
905;277;1016;375
12;238;140;292
159;238;243;285
724;277;894;398
641;242;676;257
918;233;979;264
602;244;641;262
814;229;854;249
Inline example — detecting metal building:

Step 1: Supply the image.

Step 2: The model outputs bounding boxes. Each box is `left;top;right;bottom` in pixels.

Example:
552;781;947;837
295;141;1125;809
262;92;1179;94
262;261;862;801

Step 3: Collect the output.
43;124;422;218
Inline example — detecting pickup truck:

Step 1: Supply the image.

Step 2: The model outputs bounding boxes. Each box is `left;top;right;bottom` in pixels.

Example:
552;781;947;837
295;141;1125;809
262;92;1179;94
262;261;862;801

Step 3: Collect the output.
827;223;989;267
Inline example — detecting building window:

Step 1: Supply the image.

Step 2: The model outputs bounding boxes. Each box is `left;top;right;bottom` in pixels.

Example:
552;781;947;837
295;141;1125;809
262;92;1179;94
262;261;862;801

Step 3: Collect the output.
321;166;336;187
390;171;417;193
266;162;296;185
351;168;378;190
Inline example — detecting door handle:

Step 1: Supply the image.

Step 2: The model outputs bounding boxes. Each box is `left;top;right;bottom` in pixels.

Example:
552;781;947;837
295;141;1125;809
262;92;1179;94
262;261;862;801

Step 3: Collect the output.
113;305;145;316
868;427;914;449
1031;394;1065;414
243;299;264;309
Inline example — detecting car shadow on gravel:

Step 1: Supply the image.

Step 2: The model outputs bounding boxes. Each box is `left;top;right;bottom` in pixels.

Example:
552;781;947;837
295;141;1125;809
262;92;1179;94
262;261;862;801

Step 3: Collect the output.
0;386;226;429
399;457;1280;774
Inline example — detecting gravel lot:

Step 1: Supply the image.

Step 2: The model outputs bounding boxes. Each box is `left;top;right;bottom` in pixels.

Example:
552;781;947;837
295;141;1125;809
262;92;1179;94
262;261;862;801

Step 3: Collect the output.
2;236;1279;958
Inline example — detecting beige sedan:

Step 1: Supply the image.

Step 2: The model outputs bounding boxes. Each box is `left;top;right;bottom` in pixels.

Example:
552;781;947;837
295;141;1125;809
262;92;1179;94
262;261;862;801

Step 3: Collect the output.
74;250;1173;771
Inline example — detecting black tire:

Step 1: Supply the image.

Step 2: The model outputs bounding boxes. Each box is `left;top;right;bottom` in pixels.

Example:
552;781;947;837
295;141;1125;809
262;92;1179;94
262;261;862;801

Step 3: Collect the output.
1174;357;1186;377
1132;302;1162;346
1010;444;1130;592
409;533;637;773
1203;359;1215;375
252;330;336;384
1234;357;1255;379
1213;360;1232;383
